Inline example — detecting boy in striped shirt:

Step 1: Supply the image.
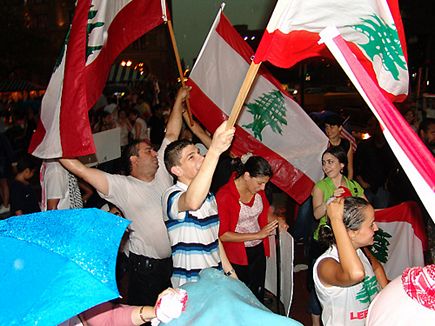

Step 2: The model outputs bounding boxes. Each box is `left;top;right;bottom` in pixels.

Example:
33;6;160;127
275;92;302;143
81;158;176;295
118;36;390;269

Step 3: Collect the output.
163;121;237;287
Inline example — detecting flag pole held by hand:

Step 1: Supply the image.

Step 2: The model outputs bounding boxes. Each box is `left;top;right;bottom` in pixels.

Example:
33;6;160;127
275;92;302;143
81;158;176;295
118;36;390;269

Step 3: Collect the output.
167;19;194;126
226;61;261;129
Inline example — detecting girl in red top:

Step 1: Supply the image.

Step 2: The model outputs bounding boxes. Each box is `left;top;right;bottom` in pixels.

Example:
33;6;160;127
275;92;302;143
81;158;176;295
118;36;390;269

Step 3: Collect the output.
216;156;278;302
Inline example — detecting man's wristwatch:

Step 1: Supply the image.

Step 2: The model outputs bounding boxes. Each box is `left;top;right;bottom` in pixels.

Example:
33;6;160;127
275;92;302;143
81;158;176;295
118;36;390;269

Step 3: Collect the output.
225;268;235;276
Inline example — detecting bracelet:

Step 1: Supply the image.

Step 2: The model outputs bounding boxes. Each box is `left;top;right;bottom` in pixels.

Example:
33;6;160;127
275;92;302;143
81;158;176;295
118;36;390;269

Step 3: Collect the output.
225;268;235;276
139;305;148;323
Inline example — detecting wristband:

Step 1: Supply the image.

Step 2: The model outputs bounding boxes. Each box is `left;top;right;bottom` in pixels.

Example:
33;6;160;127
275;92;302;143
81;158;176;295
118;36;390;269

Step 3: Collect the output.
225;268;235;276
139;305;149;323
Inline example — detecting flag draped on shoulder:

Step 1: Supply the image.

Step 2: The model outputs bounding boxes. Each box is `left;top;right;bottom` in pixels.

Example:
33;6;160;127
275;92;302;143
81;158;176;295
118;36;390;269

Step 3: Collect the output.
29;0;168;158
254;0;409;102
187;11;328;203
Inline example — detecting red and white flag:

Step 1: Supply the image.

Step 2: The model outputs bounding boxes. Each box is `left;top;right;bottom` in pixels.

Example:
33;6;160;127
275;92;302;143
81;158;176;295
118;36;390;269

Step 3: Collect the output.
29;0;168;158
254;0;409;102
374;201;427;280
187;11;328;203
319;27;435;220
340;120;357;153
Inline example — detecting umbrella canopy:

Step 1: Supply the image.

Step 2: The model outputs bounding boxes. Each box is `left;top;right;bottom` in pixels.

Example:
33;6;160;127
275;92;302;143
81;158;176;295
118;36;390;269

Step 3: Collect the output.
0;208;130;326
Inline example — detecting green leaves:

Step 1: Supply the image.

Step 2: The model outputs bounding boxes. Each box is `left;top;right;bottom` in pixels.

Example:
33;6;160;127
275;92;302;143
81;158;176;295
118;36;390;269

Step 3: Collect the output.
86;6;104;60
356;275;380;304
243;90;287;141
54;4;105;72
369;227;392;263
353;14;407;81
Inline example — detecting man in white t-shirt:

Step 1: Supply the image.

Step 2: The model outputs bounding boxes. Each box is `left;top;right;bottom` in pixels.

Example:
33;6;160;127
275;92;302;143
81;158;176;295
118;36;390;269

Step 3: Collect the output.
162;121;237;287
60;87;190;306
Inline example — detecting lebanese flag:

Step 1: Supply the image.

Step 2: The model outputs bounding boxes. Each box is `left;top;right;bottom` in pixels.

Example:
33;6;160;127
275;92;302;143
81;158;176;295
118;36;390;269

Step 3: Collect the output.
254;0;409;102
29;0;168;158
187;11;328;203
319;26;435;221
374;201;427;280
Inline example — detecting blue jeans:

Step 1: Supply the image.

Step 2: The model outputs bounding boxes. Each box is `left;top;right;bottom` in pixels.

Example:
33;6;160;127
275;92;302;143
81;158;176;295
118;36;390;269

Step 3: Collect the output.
292;197;315;243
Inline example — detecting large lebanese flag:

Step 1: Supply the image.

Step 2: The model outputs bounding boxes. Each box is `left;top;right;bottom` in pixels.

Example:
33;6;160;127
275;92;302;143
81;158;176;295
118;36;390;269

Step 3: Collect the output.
29;0;168;158
319;27;435;221
254;0;408;102
187;11;328;203
374;201;427;280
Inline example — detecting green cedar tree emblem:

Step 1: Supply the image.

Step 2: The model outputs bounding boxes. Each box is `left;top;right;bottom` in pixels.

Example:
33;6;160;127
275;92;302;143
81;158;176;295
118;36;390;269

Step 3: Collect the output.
53;3;104;71
242;90;287;141
352;14;407;81
369;227;392;263
356;275;379;304
86;5;104;59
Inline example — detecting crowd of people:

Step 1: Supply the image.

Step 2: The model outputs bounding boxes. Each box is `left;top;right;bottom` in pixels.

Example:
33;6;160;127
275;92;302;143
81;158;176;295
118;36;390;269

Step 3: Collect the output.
0;83;434;325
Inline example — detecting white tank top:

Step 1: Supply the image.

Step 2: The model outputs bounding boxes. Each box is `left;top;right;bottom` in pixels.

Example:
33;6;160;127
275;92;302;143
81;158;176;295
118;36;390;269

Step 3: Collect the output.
313;245;380;326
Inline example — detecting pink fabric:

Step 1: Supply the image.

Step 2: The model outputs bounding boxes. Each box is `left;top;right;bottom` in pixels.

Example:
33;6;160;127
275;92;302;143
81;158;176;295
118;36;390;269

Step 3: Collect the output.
81;302;135;326
402;265;435;311
154;289;188;324
235;194;263;248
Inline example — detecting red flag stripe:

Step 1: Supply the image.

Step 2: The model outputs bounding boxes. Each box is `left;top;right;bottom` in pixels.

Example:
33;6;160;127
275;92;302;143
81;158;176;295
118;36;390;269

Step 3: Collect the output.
60;0;94;157
85;0;165;109
375;201;428;250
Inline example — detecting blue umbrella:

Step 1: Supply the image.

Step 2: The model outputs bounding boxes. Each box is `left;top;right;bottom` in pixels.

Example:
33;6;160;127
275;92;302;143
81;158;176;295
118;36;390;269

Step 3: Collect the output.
0;208;130;325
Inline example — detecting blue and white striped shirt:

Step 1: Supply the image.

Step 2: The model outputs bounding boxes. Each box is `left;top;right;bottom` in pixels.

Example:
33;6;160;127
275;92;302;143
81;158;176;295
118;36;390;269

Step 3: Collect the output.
163;181;221;287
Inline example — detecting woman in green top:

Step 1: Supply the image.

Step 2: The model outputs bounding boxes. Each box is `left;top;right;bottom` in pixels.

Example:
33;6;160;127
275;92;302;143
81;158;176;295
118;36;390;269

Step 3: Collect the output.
308;146;366;326
312;146;366;239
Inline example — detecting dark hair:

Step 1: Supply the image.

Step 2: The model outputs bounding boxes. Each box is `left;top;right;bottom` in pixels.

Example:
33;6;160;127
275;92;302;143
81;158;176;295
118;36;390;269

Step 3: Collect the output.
419;118;435;133
324;114;343;127
322;146;348;167
234;156;273;179
318;196;371;247
129;109;140;117
16;156;36;173
164;139;194;178
123;139;152;175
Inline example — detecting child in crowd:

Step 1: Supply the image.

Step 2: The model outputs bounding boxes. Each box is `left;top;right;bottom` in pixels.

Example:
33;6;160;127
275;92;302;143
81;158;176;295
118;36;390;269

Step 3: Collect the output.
10;156;40;216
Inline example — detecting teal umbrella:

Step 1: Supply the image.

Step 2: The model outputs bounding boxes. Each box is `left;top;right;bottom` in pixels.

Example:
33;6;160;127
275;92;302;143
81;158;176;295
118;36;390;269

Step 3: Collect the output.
0;208;130;325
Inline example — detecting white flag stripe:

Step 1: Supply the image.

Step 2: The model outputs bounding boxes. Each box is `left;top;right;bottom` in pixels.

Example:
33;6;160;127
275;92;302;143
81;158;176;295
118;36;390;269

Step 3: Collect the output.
190;24;327;182
33;44;66;158
377;221;424;280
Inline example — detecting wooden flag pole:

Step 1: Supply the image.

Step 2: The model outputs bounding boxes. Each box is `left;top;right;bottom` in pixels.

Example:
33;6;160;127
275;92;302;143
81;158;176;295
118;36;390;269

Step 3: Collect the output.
167;19;194;126
226;61;261;129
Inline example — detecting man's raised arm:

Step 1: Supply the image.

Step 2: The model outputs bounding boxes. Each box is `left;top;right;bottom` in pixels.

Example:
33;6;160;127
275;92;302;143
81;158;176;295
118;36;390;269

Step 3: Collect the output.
60;159;109;196
164;86;191;142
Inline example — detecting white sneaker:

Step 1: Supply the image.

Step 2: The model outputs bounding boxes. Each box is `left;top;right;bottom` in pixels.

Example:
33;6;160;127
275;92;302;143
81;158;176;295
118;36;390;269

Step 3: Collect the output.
0;205;10;214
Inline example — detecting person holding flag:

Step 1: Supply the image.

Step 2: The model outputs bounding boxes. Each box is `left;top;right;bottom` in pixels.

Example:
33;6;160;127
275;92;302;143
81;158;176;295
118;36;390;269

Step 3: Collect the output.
60;87;190;307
